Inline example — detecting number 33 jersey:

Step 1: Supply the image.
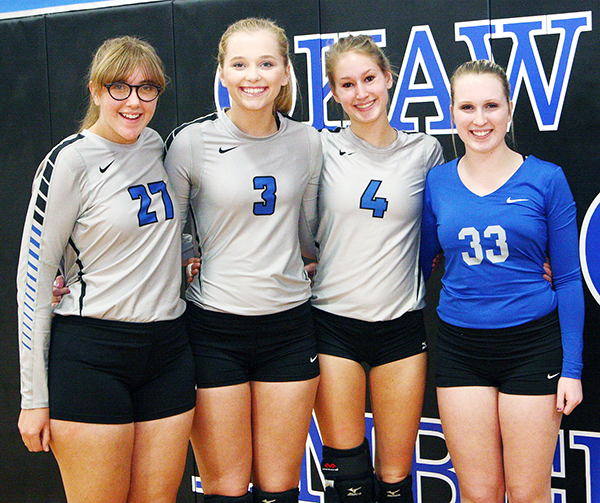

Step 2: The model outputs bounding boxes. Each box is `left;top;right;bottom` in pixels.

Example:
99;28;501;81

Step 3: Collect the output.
311;127;444;322
17;128;185;408
421;155;584;378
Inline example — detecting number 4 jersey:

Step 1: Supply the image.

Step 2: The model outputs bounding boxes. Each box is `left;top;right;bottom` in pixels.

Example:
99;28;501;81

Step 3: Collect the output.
420;155;584;378
17;128;185;408
311;126;444;322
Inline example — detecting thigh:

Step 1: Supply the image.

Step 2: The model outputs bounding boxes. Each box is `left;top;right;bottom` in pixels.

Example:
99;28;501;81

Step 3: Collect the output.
190;384;253;496
251;377;319;492
128;409;195;503
369;352;427;482
436;387;505;503
314;354;367;449
499;393;561;503
50;419;134;503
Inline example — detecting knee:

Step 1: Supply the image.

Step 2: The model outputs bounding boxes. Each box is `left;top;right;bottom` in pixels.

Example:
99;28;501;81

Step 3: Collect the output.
459;483;505;503
506;483;549;503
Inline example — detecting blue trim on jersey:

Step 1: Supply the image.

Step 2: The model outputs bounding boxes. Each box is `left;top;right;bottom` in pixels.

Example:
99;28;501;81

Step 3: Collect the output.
21;133;84;352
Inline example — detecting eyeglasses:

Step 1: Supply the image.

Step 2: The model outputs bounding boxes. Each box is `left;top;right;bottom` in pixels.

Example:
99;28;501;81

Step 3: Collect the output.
104;82;162;102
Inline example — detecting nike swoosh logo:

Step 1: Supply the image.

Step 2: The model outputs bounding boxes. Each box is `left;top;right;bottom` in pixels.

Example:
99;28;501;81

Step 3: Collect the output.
506;197;529;203
547;372;560;379
310;355;318;363
219;146;239;154
99;160;115;173
339;150;354;156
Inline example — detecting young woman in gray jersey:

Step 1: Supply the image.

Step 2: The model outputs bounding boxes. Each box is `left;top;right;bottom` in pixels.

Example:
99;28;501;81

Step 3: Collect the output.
163;18;321;503
309;35;444;503
16;37;195;503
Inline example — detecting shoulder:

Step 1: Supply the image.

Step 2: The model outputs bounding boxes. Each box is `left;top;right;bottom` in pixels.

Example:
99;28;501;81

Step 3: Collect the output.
164;112;219;153
398;130;444;157
46;132;87;164
278;114;321;148
426;158;457;182
524;155;563;175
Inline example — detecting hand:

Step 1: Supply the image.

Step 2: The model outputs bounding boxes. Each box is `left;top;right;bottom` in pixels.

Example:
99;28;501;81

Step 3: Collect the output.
185;257;201;284
18;408;51;452
556;377;582;415
52;276;70;307
543;259;553;286
432;252;444;273
304;262;317;287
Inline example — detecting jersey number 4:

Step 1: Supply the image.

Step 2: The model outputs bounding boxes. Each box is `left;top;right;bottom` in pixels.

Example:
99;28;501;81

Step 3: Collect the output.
459;225;509;265
360;180;388;218
253;176;277;216
128;181;174;226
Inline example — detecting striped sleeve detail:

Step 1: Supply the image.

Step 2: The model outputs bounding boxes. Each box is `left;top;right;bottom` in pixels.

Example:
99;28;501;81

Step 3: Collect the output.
21;134;84;351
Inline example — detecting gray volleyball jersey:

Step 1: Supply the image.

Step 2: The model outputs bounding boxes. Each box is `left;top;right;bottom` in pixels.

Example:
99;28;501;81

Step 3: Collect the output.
164;110;322;316
311;127;444;322
17;128;185;408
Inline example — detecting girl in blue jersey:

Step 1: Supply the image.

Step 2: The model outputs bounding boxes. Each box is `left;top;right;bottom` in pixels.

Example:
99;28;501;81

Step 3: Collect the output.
310;35;444;503
164;18;321;503
17;37;195;503
420;59;584;503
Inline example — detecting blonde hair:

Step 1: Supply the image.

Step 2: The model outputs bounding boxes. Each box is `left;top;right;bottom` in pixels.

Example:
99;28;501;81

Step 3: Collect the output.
80;36;167;131
218;18;293;115
450;59;511;107
325;34;392;91
450;59;515;156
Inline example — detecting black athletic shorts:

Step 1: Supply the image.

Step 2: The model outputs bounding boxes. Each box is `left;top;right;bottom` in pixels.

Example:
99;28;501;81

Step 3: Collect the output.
48;315;196;424
435;310;563;395
312;307;427;368
186;300;320;387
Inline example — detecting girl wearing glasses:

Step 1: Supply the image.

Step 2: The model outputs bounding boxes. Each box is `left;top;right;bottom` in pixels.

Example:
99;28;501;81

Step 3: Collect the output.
16;36;195;503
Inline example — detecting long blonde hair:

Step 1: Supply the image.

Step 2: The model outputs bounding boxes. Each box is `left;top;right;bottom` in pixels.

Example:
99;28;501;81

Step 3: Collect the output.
80;36;166;131
218;18;293;115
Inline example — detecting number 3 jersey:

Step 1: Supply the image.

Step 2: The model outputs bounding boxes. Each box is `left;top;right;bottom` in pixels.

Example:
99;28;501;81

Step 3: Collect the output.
163;110;322;316
421;155;584;378
17;128;185;408
311;127;444;322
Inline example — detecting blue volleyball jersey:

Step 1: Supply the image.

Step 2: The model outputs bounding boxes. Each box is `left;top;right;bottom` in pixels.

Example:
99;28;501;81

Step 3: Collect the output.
421;155;584;378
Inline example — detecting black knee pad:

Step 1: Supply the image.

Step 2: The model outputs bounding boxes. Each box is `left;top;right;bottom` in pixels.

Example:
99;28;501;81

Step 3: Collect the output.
204;493;253;503
321;438;376;503
252;487;299;503
377;476;413;503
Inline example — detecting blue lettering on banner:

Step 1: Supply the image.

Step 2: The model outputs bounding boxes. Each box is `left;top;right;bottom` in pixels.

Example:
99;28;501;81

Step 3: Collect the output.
456;12;592;131
214;11;593;135
580;192;600;305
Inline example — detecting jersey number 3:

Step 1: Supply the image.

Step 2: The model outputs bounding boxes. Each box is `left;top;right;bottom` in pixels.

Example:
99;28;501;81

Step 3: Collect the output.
360;180;388;218
459;225;509;265
128;181;174;227
253;176;277;216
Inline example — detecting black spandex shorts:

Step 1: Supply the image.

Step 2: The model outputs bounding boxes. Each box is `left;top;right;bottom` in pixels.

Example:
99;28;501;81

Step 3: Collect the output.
312;307;427;368
48;315;196;424
435;310;563;395
186;300;320;388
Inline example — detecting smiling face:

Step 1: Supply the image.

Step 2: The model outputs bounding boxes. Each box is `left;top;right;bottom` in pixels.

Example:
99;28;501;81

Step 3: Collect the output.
451;72;513;156
219;29;290;117
330;51;393;129
88;68;157;144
